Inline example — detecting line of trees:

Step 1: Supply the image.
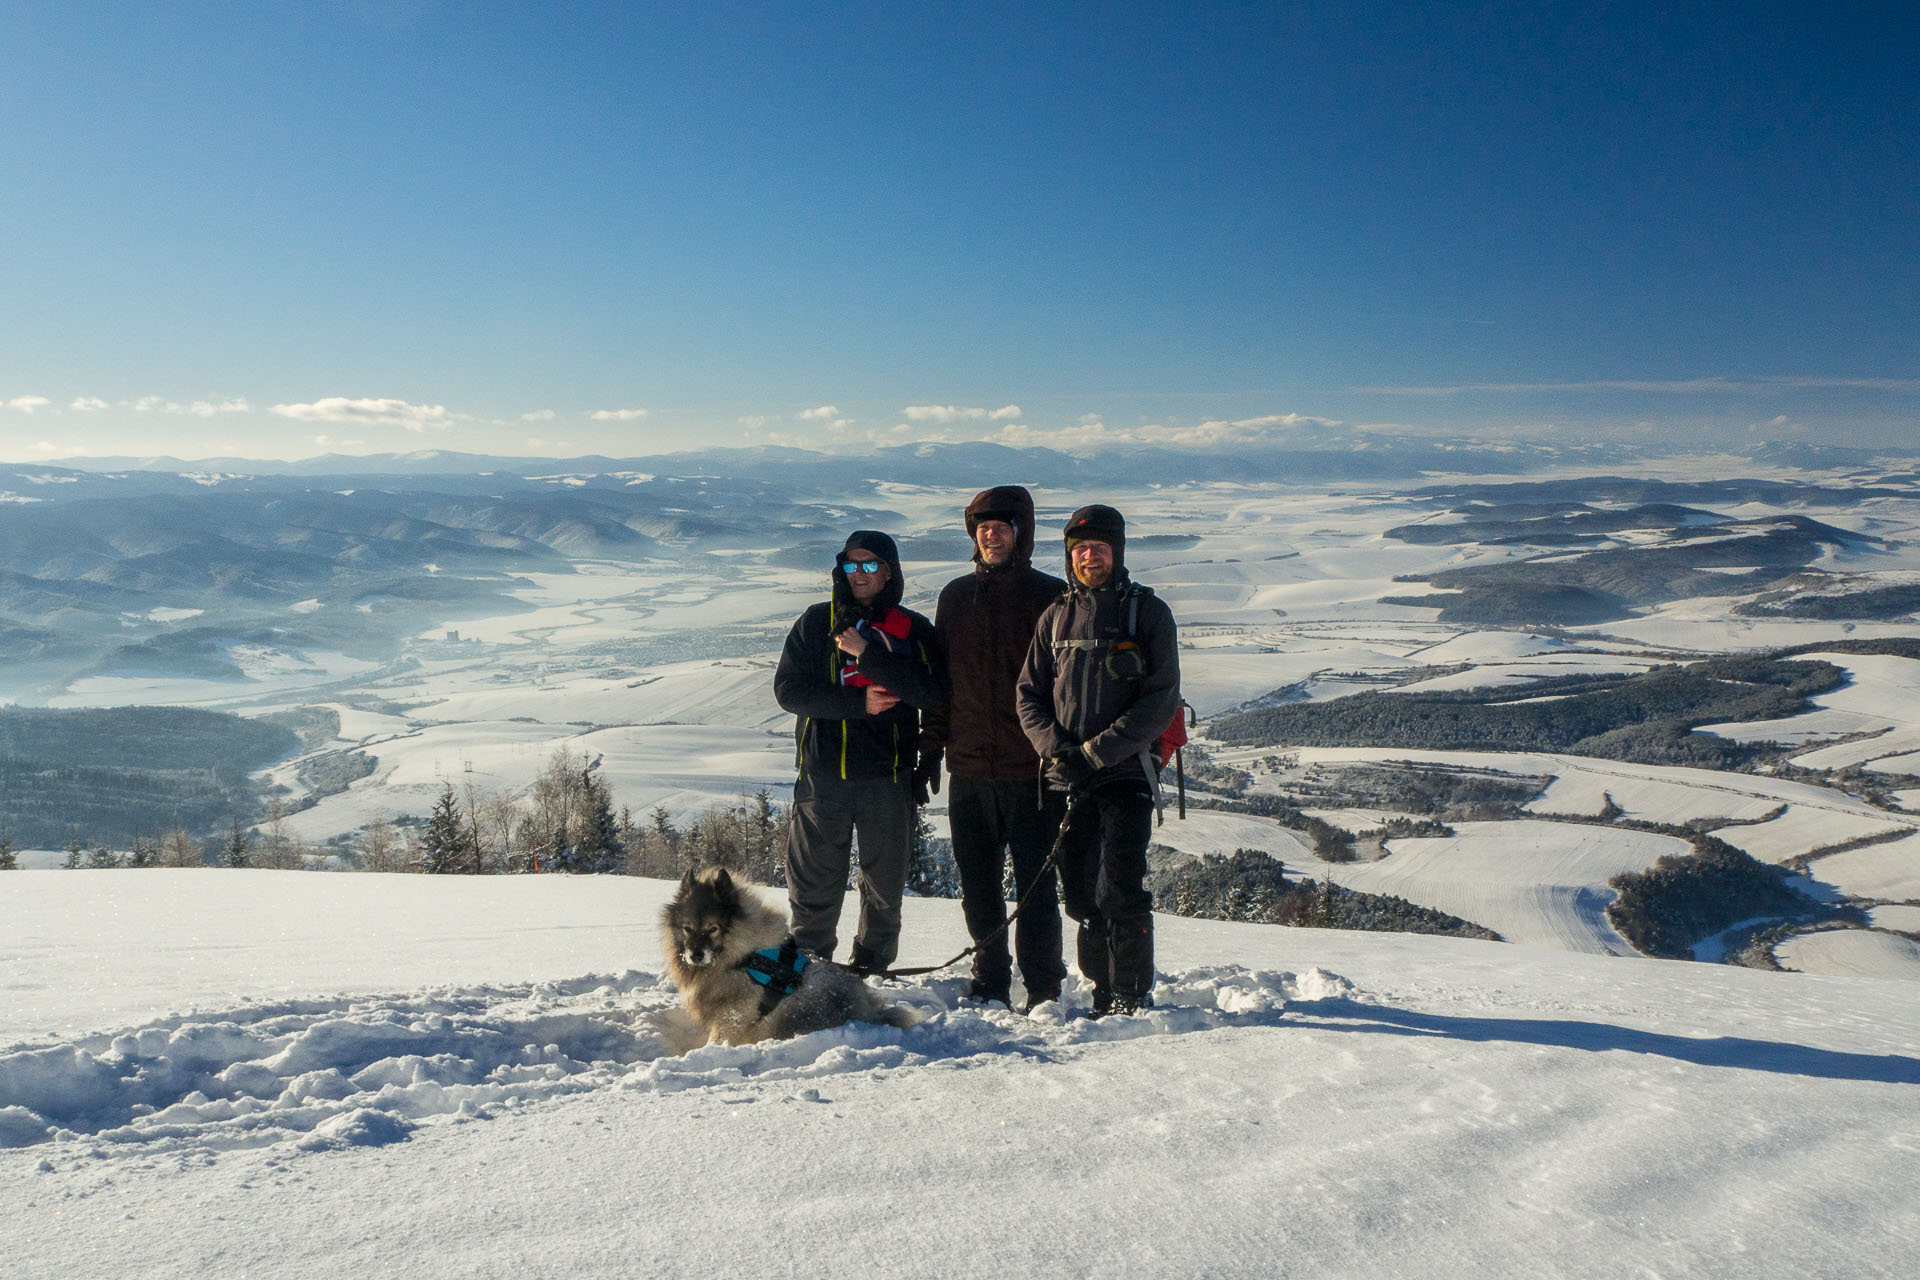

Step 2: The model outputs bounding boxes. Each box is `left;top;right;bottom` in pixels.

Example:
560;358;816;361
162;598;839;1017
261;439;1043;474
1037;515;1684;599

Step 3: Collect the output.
27;744;957;892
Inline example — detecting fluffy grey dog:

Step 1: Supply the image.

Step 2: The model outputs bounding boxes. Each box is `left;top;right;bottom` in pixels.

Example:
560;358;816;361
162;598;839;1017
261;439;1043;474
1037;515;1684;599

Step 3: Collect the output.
656;866;918;1051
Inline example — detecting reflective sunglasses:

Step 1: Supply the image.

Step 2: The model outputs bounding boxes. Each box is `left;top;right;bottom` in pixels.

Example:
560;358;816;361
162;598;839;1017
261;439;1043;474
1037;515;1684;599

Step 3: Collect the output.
841;559;883;575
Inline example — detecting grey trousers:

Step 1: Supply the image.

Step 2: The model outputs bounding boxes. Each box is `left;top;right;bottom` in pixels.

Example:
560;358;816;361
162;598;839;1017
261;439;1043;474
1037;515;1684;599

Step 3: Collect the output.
784;773;913;968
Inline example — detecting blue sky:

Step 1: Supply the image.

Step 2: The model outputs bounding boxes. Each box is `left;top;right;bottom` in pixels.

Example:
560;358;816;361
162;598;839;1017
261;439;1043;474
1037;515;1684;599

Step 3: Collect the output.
2;1;1915;461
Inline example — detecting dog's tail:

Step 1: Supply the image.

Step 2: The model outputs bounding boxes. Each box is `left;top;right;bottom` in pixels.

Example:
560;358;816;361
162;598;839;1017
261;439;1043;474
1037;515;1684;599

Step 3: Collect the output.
880;1003;920;1031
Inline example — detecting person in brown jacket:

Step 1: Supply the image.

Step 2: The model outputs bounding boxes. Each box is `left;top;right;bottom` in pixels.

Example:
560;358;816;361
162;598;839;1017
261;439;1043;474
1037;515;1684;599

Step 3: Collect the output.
920;485;1070;1010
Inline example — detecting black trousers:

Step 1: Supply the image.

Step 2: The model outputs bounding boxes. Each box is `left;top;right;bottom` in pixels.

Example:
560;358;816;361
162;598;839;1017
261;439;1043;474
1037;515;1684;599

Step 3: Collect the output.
1057;775;1156;1000
784;773;913;968
947;776;1068;997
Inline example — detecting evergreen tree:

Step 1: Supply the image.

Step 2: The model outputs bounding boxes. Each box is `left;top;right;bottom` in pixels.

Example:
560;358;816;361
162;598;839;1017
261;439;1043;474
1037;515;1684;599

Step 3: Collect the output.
573;770;626;874
906;808;958;898
634;805;683;877
63;831;85;869
0;824;15;871
419;784;472;874
747;789;785;885
544;823;573;874
224;817;252;869
87;843;122;869
617;805;641;872
126;832;161;869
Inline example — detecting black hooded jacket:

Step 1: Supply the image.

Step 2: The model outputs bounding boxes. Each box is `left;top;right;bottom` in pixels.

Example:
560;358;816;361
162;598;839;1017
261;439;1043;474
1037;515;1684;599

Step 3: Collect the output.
773;530;945;785
922;486;1069;782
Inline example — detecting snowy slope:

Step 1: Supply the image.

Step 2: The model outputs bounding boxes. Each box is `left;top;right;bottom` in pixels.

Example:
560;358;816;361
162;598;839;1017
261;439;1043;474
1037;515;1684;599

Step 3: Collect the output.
5;871;1919;1278
1319;820;1685;953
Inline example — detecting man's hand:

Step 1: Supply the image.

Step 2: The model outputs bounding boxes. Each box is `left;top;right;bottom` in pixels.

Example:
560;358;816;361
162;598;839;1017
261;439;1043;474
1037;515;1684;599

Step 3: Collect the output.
833;625;869;658
864;685;900;716
912;750;942;806
1049;745;1096;791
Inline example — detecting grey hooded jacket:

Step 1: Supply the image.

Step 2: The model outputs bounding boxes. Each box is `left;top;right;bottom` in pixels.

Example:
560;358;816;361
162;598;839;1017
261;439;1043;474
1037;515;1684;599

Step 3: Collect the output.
1016;534;1179;791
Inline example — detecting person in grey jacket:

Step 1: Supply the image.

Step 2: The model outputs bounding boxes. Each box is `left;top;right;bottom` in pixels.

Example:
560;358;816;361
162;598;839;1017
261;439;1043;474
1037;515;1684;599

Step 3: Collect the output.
1016;504;1179;1016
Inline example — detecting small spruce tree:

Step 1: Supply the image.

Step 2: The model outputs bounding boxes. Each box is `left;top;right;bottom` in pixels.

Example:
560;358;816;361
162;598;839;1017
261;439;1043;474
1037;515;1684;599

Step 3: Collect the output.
126;833;161;869
419;784;472;874
224;817;252;869
573;771;626;874
0;824;16;871
906;808;958;898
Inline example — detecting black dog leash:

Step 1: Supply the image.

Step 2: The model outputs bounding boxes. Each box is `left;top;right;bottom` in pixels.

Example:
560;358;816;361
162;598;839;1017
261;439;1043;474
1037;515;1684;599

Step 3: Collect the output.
864;794;1075;981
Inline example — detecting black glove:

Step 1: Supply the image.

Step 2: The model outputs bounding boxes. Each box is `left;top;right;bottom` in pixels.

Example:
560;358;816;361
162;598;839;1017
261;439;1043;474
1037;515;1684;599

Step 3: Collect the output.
1050;745;1097;792
911;750;942;806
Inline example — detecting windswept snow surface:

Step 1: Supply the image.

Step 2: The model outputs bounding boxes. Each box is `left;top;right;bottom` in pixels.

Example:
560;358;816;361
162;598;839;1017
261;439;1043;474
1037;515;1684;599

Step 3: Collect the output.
5;872;1919;1278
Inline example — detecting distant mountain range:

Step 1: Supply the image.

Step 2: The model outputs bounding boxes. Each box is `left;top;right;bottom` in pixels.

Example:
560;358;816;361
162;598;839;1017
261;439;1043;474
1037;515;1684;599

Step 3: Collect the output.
1;438;1627;493
13;432;1920;499
5;437;1918;701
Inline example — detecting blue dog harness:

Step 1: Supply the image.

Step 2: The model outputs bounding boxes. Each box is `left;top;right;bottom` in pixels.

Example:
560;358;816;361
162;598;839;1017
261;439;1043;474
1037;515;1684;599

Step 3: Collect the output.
740;936;812;1016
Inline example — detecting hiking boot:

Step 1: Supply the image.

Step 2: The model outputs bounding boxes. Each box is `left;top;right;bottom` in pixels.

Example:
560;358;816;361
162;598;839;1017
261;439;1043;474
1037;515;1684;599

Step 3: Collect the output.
964;979;1012;1007
844;943;882;979
1087;986;1115;1019
1020;985;1062;1015
1111;993;1155;1016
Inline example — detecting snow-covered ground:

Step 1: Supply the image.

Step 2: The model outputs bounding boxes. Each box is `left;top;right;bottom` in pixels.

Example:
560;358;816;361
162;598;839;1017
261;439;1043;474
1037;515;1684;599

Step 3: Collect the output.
5;870;1920;1278
1811;831;1920;902
1320;820;1684;954
1775;927;1920;980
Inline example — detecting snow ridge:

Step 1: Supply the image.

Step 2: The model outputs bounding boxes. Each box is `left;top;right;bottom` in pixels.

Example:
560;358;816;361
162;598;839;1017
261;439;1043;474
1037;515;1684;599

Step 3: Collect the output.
0;965;1345;1157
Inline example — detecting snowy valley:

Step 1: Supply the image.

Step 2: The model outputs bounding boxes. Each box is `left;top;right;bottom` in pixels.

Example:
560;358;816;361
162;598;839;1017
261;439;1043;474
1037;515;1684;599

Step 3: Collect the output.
5;446;1920;1275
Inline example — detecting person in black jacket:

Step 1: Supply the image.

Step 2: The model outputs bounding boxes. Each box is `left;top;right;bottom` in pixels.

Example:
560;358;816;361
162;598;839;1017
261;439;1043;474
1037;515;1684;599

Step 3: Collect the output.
1016;505;1179;1016
773;530;945;974
921;485;1070;1011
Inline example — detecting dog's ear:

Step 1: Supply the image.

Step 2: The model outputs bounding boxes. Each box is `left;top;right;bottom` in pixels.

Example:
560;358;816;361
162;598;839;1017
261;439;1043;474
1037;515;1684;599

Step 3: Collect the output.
678;866;696;893
711;867;736;901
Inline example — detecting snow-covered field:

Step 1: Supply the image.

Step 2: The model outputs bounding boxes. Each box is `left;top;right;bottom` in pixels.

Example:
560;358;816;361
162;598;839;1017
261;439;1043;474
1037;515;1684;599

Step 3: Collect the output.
20;473;1920;988
1321;820;1685;954
5;870;1920;1278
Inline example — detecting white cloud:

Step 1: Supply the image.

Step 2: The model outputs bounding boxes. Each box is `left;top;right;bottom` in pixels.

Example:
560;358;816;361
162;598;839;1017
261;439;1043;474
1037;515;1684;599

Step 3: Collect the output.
588;408;647;421
271;397;456;431
739;415;769;432
5;395;51;414
186;397;250;418
69;396;109;412
900;403;1023;423
524;437;573;452
799;405;853;430
26;439;87;457
127;395;251;417
521;409;557;422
